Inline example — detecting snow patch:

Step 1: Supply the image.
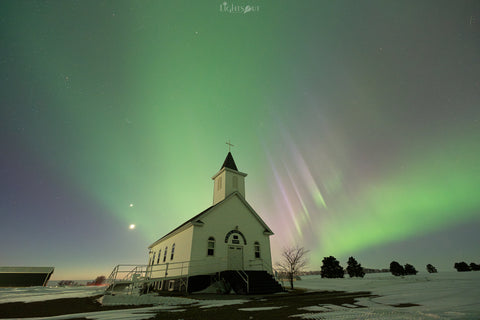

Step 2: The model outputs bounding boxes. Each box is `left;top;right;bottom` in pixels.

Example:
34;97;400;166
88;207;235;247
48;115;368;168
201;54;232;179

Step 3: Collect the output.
0;286;104;303
197;299;248;308
295;272;480;319
238;306;284;311
100;293;195;306
1;305;170;320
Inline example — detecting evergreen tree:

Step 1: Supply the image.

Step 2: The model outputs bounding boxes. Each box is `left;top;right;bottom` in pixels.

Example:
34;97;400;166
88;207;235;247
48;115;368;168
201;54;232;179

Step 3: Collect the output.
404;264;418;275
469;263;480;271
426;264;438;273
454;262;471;272
390;261;405;276
346;257;365;278
321;256;345;278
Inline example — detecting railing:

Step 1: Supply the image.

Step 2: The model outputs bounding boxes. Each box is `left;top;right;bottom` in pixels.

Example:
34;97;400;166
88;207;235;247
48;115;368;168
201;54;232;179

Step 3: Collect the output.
106;257;230;294
106;257;274;295
236;269;249;293
248;259;273;274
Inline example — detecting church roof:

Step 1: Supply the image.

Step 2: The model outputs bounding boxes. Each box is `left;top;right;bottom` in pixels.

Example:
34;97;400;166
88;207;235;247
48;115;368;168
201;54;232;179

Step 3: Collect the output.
148;192;273;249
148;205;214;249
221;152;238;171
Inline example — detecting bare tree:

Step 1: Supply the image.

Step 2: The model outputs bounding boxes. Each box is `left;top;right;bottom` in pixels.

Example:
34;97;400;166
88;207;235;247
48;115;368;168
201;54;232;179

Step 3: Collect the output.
276;246;309;289
87;275;106;286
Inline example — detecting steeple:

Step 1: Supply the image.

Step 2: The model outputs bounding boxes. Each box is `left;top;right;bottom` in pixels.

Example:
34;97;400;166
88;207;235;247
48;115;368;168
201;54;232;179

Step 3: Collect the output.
221;152;238;171
212;152;247;205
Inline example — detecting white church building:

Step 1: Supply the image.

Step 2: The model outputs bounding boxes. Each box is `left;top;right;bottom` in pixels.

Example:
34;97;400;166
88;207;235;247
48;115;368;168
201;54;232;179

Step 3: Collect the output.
143;152;282;294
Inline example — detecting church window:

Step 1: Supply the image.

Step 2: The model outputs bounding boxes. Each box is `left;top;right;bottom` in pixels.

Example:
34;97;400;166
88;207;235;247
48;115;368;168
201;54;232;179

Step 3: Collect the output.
170;244;175;260
254;242;260;258
207;237;215;256
152;252;156;265
232;235;240;244
163;247;168;262
168;280;175;291
224;230;247;245
157;250;161;264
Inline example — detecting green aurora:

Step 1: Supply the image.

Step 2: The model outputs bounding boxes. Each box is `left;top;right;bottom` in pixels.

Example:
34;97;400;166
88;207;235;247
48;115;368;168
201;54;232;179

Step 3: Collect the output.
1;0;479;279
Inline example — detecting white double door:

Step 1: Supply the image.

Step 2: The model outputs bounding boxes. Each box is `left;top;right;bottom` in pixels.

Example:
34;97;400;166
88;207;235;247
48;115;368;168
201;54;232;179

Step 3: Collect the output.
227;245;244;270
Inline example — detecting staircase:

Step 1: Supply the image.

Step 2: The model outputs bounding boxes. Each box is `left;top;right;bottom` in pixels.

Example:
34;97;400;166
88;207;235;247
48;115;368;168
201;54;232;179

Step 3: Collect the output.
245;270;283;294
221;270;283;294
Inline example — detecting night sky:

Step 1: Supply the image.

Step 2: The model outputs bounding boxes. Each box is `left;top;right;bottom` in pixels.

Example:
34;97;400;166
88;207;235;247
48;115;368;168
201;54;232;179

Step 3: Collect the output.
1;0;479;280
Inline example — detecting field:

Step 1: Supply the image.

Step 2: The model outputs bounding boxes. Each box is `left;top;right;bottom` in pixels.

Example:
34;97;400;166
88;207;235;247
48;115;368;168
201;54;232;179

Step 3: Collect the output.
0;271;479;319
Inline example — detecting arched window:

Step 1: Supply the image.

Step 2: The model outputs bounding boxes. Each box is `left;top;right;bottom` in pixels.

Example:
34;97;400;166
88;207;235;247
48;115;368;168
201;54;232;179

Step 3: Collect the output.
207;237;215;256
224;230;247;245
254;242;260;258
170;243;175;260
163;246;168;262
157;249;161;264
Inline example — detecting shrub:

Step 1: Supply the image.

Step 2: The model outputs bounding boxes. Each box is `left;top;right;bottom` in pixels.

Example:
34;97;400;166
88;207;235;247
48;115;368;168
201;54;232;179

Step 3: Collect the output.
346;257;365;278
404;264;418;275
321;256;344;278
469;263;480;271
426;264;438;273
87;275;106;286
390;261;405;276
454;262;471;272
58;280;78;286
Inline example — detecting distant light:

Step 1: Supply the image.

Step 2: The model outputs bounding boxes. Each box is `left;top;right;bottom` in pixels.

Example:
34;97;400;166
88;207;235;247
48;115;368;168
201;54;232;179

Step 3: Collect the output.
129;224;136;230
129;203;134;207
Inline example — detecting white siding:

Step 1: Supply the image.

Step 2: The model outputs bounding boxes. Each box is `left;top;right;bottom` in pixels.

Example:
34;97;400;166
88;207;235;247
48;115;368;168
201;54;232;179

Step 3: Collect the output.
148;226;194;279
190;195;272;275
224;171;246;199
212;171;226;205
212;168;247;205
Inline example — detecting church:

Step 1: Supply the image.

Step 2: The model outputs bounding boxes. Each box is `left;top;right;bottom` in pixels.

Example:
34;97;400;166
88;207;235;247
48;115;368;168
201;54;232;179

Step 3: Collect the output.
145;152;282;294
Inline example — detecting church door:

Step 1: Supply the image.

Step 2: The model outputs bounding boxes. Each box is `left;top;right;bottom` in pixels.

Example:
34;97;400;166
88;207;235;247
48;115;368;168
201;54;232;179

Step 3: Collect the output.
227;246;244;270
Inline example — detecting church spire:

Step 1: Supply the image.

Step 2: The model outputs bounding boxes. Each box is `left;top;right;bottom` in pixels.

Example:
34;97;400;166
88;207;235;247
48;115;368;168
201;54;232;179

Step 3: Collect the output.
221;152;238;171
212;152;247;205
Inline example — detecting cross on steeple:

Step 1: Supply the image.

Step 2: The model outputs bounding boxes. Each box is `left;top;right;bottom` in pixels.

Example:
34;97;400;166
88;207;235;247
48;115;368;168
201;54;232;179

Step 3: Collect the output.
226;140;234;152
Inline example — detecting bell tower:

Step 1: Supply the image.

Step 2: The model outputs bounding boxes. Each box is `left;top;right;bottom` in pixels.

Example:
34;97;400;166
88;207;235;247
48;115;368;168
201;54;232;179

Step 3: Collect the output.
212;152;247;205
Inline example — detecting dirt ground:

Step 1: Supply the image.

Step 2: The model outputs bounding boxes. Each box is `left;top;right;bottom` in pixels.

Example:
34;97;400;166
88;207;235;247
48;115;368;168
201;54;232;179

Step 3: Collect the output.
0;289;385;319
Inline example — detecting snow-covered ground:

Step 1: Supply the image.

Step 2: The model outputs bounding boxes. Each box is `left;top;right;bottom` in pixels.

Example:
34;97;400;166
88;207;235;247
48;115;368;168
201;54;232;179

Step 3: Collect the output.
294;271;480;319
1;271;479;319
0;285;106;303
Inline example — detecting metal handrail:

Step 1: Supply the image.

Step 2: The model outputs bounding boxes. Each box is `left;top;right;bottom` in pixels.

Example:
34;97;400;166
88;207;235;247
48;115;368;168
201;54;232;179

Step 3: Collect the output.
247;258;273;274
106;257;275;295
106;257;230;294
236;269;249;293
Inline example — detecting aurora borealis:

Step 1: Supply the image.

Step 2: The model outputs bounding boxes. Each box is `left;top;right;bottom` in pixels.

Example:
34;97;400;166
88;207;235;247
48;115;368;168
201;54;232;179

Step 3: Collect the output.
1;0;479;280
